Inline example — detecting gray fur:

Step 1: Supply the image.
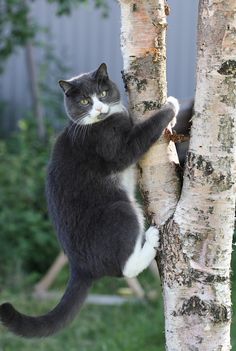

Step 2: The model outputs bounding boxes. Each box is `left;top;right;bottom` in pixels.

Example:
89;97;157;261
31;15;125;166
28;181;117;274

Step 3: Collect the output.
0;63;179;338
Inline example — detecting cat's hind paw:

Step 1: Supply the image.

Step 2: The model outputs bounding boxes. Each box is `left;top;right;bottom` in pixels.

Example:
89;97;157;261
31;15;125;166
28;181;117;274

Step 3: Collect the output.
145;226;160;250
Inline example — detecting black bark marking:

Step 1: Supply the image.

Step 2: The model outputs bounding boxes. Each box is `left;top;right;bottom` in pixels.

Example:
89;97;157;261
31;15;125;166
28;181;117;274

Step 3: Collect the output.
190;269;229;284
122;53;166;113
137;163;143;177
143;100;160;112
196;155;214;176
186;152;233;191
131;100;161;115
138;184;154;225
208;206;214;214
132;3;137;12
187;152;214;179
218;116;234;153
220;78;236;107
121;71;148;93
136;164;155;225
176;296;231;324
218;60;236;78
164;4;170;16
188;346;199;351
157;219;191;287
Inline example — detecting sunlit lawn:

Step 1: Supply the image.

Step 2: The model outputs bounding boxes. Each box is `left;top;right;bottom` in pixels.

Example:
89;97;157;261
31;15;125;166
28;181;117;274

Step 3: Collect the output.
0;270;166;351
0;249;236;351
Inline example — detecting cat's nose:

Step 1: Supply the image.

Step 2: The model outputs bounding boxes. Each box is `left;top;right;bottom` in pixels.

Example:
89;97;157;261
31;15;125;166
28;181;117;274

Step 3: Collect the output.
95;106;102;112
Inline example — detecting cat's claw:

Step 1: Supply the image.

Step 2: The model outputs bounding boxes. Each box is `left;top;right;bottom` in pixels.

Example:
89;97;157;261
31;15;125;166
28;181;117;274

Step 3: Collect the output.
166;96;180;128
145;226;160;249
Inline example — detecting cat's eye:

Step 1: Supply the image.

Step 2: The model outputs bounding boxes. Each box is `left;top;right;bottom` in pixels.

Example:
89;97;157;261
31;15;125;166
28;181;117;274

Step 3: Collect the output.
99;91;107;98
80;98;89;105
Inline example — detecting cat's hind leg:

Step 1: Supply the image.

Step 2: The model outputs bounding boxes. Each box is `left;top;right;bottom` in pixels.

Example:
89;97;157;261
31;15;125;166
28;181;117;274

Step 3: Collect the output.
122;226;159;278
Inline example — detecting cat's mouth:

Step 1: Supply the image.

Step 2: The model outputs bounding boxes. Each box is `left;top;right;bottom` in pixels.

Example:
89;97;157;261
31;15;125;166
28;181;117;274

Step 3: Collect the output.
97;110;110;120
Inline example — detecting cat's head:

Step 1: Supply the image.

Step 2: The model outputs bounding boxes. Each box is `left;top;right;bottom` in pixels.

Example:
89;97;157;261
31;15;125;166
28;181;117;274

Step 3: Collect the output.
59;63;126;125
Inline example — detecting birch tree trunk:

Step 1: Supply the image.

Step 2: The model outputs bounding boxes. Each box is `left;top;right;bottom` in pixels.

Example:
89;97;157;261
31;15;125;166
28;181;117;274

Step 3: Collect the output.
119;0;180;226
119;0;236;349
165;1;236;349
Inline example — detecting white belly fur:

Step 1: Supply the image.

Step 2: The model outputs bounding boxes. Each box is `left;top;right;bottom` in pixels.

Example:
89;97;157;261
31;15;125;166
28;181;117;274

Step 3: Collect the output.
119;166;144;232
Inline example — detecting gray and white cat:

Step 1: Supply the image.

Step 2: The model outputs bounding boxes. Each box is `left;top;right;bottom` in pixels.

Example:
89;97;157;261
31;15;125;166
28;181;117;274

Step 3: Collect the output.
0;63;179;338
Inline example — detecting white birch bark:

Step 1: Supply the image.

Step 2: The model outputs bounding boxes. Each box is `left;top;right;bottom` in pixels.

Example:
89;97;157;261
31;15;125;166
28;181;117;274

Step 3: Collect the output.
163;1;236;349
119;0;180;226
119;0;236;350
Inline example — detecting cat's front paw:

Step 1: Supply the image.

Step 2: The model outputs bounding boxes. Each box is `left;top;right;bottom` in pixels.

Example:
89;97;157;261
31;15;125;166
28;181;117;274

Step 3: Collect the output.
167;96;180;116
166;96;180;128
145;226;160;250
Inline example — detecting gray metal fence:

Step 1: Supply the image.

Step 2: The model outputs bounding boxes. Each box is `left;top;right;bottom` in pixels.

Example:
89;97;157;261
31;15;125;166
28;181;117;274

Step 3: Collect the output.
0;0;199;129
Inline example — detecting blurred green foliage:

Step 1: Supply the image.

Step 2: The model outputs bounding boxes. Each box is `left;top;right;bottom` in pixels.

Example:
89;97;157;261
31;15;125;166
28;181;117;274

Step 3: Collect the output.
0;1;35;70
0;11;71;286
38;43;69;129
0;0;109;73
0;118;59;288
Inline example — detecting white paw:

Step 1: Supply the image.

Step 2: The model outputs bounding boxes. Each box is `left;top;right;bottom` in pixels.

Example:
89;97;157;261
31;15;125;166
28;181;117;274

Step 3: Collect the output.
166;96;179;128
145;226;160;249
167;96;180;115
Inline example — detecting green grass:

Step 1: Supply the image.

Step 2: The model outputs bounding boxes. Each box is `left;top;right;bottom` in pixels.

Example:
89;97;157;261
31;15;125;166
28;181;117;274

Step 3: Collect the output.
0;300;165;351
0;249;236;351
0;272;165;351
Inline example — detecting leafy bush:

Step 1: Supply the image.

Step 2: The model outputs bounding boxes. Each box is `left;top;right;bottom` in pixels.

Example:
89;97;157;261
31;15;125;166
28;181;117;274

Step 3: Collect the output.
0;119;60;288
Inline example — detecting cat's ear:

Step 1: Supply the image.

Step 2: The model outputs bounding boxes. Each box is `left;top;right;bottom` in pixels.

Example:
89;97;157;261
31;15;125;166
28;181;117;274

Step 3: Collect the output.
59;80;73;95
94;63;109;81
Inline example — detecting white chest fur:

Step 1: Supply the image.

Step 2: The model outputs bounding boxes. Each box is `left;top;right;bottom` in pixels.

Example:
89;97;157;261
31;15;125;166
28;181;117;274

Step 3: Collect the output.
119;166;137;200
119;166;144;232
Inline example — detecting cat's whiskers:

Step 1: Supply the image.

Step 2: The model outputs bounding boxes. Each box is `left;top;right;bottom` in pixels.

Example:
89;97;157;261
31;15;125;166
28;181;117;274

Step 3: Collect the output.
71;115;91;145
67;120;77;138
72;122;82;144
66;112;90;144
81;124;89;145
75;124;85;144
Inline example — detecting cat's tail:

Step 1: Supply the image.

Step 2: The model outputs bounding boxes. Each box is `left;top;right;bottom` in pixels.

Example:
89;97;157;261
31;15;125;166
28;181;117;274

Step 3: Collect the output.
0;269;92;338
